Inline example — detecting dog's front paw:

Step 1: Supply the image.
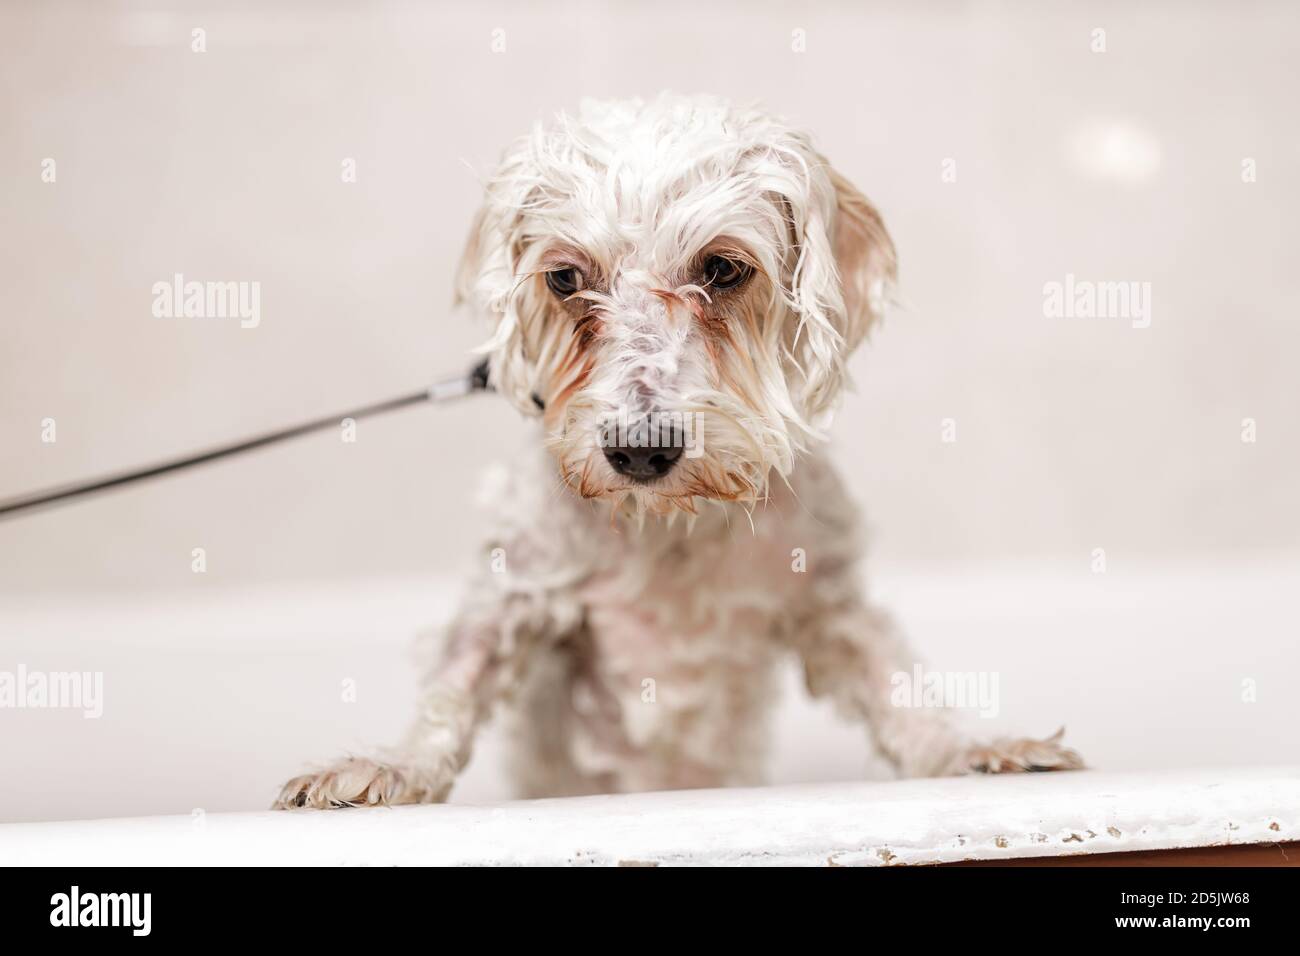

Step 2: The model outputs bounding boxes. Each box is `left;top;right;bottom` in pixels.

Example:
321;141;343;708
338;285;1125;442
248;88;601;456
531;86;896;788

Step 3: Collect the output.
272;756;449;810
954;727;1085;775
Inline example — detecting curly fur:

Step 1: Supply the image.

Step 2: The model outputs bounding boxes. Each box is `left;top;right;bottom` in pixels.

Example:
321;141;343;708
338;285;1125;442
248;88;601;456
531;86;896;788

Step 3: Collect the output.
275;94;1081;811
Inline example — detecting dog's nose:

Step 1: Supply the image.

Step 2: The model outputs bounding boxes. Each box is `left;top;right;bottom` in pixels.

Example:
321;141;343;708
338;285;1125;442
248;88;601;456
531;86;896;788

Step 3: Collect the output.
602;436;683;482
604;443;683;481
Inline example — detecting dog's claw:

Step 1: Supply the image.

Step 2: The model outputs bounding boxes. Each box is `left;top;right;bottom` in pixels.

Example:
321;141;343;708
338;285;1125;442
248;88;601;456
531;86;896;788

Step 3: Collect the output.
956;727;1085;775
272;756;454;810
273;759;401;810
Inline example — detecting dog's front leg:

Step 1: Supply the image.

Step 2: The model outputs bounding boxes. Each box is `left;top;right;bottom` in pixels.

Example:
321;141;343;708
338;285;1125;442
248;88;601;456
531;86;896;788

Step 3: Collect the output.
274;579;575;810
792;587;1083;778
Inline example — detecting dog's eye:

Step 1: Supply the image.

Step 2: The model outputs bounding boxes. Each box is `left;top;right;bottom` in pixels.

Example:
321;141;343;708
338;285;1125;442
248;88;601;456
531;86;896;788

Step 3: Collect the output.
545;267;582;297
702;256;751;291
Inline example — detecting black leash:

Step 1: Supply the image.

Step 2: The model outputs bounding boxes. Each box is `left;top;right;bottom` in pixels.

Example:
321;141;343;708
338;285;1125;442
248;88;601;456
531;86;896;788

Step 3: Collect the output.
0;360;491;522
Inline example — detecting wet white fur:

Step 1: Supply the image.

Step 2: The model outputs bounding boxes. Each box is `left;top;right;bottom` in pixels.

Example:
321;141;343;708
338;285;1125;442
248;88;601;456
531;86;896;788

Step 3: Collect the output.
275;95;1080;811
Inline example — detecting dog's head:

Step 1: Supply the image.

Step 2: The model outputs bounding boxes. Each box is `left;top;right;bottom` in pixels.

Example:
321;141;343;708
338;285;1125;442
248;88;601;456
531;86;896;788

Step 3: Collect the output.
457;95;895;518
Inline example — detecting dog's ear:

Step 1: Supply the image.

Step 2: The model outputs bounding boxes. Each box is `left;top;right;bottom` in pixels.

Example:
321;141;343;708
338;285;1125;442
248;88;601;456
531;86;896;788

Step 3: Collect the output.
825;167;896;354
453;204;492;313
454;167;544;417
780;151;896;426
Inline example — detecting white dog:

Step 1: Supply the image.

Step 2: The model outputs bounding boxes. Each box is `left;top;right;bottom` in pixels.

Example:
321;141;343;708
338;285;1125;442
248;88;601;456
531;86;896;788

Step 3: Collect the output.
275;94;1081;809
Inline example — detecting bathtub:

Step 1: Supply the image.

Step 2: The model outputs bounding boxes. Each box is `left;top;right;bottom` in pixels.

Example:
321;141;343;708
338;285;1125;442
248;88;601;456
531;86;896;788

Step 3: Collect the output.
2;554;1296;862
